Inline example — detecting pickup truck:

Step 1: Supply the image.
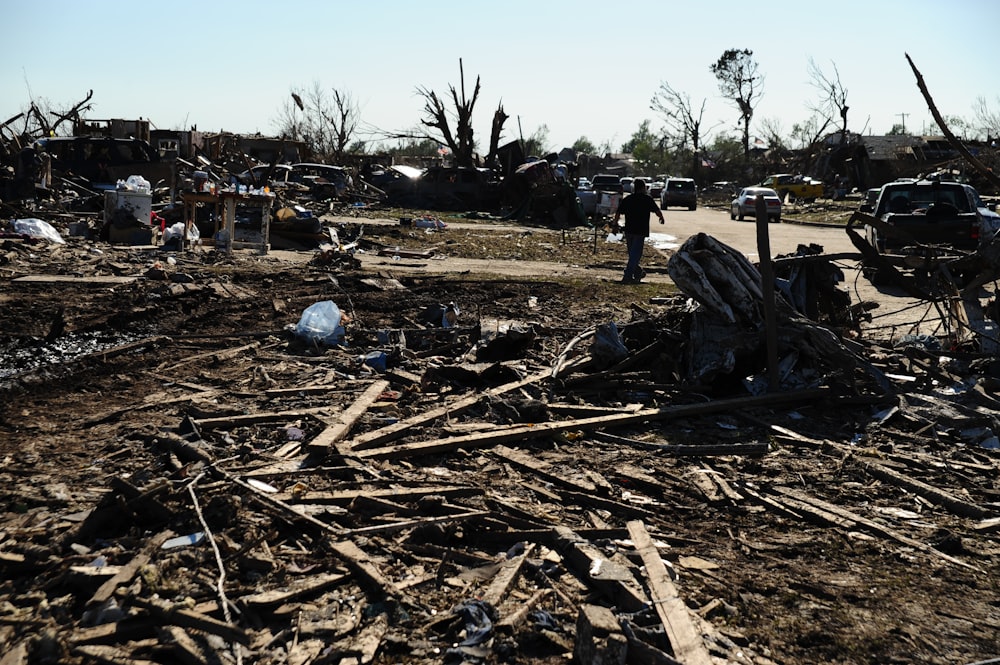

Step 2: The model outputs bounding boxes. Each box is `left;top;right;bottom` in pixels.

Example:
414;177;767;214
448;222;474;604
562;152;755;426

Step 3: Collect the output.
864;179;1000;255
759;174;824;202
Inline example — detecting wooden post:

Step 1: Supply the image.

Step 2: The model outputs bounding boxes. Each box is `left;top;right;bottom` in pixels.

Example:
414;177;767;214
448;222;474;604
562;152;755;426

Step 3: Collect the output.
755;195;779;390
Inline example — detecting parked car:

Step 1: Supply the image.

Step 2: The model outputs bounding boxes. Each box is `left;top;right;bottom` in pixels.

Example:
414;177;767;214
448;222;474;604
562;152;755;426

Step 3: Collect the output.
859;187;881;212
238;164;295;189
759;173;824;202
415;166;502;210
289;163;352;199
620;176;634;193
660;177;698;210
591;173;623;194
731;187;782;222
648;176;667;199
361;164;422;203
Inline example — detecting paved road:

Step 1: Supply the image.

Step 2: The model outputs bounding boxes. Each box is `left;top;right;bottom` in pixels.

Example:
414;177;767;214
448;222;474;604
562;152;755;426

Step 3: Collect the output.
655;205;856;258
323;208;960;341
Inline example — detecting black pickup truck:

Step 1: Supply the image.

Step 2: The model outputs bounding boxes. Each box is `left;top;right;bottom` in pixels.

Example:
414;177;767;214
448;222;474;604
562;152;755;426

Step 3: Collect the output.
863;179;1000;254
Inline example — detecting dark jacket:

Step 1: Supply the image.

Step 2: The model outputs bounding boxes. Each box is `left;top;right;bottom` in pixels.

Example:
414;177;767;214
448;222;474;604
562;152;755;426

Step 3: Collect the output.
617;192;661;236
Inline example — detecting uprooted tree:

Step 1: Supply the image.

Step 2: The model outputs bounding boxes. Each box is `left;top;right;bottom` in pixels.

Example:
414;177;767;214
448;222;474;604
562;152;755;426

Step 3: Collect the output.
415;58;508;169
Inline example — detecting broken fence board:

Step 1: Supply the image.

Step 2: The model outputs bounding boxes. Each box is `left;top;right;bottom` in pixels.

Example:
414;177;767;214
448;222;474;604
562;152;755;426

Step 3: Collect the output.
129;595;248;645
479;543;537;608
241;571;347;607
627;520;714;665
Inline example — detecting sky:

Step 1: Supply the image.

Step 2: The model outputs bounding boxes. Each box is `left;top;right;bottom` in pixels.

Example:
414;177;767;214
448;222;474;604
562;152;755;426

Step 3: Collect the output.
2;0;998;154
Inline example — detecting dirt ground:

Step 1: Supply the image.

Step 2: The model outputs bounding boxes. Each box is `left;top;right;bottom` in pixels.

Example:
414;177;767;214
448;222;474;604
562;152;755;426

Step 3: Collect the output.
1;208;999;665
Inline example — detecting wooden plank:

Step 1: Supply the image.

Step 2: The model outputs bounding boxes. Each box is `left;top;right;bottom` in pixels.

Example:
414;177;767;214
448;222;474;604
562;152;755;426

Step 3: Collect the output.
561;490;657;520
773;486;982;572
343;510;490;537
12;274;139;285
194;405;333;430
70;645;157;665
129;595;248;645
162;626;208;665
972;516;1000;534
627;520;714;665
271;485;478;505
348;370;550;451
327;539;397;596
495;588;552;632
88;531;175;607
356;389;829;460
551;526;648;613
240;571;347;607
491;445;597;494
307;379;390;455
858;458;989;519
480;544;536;607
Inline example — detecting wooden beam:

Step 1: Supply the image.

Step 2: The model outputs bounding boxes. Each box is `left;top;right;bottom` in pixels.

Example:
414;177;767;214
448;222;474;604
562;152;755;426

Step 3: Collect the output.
772;486;982;572
627;520;714;665
859;458;989;519
307;380;390;455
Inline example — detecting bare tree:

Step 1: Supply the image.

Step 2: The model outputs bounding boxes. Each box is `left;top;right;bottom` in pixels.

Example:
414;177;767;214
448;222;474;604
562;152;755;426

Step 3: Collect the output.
757;117;787;152
710;48;763;165
650;81;711;177
790;115;832;150
973;95;1000;140
273;81;361;163
415;58;507;169
807;58;849;144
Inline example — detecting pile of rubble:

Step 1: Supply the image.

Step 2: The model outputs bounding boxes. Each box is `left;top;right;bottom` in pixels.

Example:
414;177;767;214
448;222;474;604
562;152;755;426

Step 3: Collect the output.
1;219;998;665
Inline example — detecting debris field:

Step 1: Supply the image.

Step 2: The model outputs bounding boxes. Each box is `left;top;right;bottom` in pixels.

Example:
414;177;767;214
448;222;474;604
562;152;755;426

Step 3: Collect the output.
1;213;999;665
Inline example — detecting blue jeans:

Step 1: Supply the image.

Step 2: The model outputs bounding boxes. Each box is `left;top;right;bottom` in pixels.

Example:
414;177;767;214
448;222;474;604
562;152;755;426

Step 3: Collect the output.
624;234;645;281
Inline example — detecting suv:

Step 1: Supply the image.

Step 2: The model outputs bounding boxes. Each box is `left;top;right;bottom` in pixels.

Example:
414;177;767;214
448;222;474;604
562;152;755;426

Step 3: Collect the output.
660;177;697;210
591;174;623;194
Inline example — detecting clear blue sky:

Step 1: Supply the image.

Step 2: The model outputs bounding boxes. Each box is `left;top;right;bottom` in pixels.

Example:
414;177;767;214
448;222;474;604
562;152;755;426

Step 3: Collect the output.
3;0;997;153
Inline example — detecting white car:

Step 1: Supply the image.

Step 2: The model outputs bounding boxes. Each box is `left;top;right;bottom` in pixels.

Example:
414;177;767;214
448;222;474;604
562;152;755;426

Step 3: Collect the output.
731;187;782;222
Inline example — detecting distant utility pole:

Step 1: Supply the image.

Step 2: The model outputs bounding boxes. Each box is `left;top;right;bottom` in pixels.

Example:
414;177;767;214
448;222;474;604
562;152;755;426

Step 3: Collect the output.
897;112;909;133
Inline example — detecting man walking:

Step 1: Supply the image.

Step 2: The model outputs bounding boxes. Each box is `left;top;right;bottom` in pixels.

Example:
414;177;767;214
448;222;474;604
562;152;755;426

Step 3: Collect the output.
613;179;664;283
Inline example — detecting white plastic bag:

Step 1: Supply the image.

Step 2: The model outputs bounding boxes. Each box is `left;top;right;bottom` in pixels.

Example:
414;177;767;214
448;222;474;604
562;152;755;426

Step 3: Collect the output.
14;218;65;244
295;301;346;346
123;175;151;193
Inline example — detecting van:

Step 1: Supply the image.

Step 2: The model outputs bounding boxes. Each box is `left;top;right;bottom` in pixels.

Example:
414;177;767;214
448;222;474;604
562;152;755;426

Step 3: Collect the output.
660;177;697;210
